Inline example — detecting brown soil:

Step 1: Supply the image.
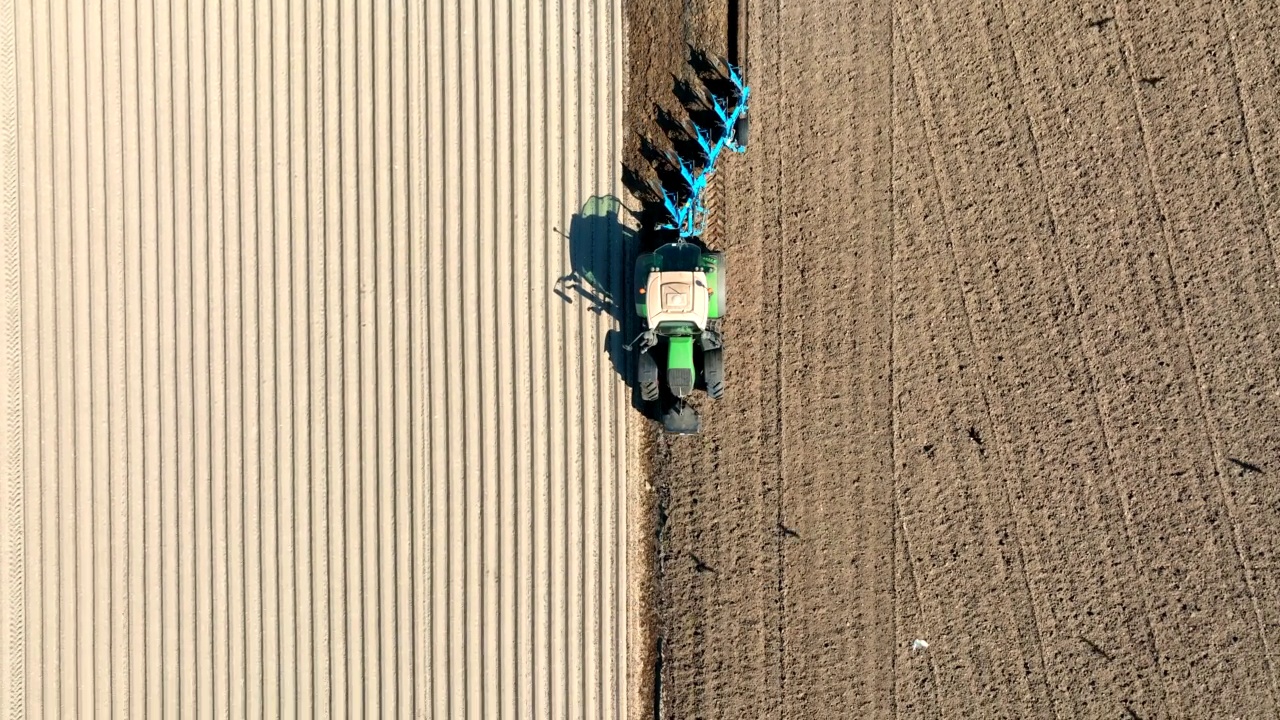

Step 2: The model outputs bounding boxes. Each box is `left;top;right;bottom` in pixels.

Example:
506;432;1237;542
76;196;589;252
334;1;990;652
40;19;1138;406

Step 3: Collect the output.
626;0;1280;717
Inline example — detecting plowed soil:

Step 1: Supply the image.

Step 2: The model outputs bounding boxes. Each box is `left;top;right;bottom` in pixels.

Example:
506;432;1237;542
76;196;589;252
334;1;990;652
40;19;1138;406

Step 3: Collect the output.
626;0;1280;717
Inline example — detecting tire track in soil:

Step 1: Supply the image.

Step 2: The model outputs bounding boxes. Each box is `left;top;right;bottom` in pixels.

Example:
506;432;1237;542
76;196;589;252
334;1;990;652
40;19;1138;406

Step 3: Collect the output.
894;3;1178;716
893;0;1280;716
773;0;897;714
893;23;1046;720
888;12;945;718
985;2;1177;715
1110;1;1280;711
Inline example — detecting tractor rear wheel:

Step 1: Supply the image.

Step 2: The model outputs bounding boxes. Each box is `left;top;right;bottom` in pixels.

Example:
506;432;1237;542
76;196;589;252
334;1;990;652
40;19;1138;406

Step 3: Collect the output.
703;347;724;400
638;350;660;402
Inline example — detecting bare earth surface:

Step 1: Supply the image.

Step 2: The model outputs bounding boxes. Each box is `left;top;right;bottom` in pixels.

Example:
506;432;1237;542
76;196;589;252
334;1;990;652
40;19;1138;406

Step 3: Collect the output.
629;0;1280;717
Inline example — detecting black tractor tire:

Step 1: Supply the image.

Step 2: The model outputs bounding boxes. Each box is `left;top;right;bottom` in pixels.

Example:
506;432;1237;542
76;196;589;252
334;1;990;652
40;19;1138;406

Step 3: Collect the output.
735;113;749;149
638;350;660;403
703;347;725;400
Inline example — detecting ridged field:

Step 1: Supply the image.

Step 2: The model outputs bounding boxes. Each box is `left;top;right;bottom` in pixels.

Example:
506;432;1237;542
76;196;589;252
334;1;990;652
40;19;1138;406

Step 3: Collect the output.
0;1;634;717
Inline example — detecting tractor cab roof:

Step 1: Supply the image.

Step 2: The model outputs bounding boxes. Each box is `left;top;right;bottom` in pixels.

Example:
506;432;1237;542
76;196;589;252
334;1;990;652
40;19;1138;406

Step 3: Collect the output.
645;270;709;332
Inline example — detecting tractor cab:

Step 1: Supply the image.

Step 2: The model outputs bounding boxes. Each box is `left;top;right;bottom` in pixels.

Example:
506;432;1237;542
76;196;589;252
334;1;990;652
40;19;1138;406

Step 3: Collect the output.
633;242;720;331
629;240;727;434
644;271;710;334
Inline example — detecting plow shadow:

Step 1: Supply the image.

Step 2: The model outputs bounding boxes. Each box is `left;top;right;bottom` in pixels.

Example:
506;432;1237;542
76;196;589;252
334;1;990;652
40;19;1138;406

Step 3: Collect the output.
621;45;743;249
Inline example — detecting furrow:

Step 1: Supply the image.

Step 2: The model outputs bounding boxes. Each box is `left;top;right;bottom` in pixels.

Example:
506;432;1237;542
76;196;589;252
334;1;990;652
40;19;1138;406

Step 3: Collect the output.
529;0;551;711
100;0;132;715
299;0;325;712
476;0;500;713
494;0;519;715
425;0;450;712
370;0;393;712
204;1;230;716
515;0;540;714
324;0;349;712
79;0;112;711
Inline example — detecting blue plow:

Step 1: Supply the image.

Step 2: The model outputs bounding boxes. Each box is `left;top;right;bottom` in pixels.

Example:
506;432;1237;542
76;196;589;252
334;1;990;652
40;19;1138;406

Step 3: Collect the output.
657;60;750;240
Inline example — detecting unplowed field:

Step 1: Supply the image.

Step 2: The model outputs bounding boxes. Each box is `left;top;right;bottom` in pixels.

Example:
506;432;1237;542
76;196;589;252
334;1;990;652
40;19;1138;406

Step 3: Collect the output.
630;0;1280;717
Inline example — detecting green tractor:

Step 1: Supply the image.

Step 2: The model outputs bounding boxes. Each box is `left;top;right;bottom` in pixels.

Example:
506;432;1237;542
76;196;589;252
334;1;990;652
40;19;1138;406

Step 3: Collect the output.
628;54;747;433
627;240;725;434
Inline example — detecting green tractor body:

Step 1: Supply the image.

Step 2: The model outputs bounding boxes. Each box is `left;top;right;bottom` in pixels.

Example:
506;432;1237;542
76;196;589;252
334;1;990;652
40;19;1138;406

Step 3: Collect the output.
630;240;726;434
629;55;747;433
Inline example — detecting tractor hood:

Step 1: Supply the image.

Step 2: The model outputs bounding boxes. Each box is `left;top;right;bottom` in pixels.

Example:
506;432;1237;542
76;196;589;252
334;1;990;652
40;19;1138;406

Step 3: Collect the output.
645;270;709;331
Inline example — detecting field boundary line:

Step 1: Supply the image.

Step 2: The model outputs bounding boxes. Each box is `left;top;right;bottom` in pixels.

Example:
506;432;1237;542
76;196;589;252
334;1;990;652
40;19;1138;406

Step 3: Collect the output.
888;0;898;712
769;0;787;712
1115;2;1280;710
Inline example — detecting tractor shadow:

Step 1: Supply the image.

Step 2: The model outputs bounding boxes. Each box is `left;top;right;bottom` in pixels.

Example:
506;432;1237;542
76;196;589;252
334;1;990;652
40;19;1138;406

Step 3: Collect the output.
552;195;651;413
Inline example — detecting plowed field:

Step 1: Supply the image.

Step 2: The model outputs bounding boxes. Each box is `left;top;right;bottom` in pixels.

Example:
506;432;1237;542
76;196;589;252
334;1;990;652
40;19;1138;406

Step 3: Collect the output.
628;0;1280;717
